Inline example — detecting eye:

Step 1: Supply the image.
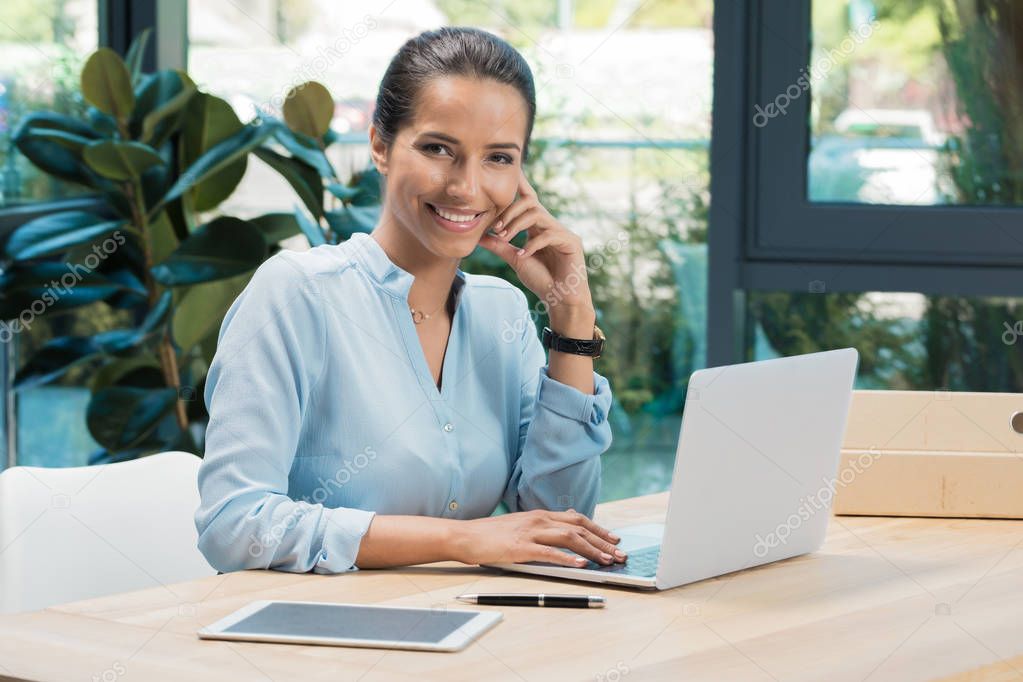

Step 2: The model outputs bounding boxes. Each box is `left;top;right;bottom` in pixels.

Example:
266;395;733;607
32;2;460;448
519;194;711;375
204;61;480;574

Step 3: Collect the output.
491;153;514;165
422;142;451;156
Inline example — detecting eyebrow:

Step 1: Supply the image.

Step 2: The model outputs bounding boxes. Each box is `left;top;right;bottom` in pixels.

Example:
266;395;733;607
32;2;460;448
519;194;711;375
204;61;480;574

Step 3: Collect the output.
418;131;521;151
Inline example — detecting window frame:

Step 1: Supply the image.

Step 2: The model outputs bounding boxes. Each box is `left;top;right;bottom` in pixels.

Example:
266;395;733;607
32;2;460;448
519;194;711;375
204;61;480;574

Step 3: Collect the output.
707;0;1023;369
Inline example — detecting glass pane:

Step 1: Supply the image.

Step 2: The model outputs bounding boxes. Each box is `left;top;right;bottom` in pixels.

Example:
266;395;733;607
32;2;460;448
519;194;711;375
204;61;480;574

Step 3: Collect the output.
747;290;1023;392
187;1;713;502
807;0;1023;206
0;1;99;208
13;302;134;467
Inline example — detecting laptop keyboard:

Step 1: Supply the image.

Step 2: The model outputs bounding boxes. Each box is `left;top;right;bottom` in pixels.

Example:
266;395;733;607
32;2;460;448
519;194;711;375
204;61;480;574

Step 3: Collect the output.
580;545;660;577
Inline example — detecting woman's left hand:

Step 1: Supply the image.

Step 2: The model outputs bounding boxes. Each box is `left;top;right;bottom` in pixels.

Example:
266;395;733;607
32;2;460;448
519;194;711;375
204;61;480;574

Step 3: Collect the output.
477;168;593;311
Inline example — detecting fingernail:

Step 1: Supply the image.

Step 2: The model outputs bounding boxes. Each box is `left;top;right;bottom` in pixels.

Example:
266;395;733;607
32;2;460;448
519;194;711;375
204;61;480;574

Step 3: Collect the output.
516;248;525;256
575;557;587;565
614;549;626;559
600;553;612;562
494;220;503;229
609;533;620;541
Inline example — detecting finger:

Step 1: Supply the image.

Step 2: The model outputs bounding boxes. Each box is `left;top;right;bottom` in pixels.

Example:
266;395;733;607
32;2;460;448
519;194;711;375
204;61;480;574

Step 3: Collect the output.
517;166;537;200
576;525;627;562
477;233;524;266
559;509;621;544
518;231;558;259
540;525;614;565
499;207;546;246
493;200;537;240
530;543;590;568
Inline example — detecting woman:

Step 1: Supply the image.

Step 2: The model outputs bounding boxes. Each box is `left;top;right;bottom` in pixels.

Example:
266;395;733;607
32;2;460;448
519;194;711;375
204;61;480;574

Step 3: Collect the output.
194;26;625;575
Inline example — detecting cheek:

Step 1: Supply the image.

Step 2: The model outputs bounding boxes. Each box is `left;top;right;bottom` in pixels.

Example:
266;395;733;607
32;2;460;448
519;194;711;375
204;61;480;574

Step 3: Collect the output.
490;176;519;209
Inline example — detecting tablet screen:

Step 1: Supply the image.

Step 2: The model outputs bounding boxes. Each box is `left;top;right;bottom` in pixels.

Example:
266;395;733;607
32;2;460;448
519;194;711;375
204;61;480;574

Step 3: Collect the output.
222;602;479;644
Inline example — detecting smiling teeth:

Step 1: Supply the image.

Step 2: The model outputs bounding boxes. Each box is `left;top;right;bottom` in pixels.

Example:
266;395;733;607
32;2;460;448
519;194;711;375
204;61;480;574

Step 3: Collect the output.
431;204;480;222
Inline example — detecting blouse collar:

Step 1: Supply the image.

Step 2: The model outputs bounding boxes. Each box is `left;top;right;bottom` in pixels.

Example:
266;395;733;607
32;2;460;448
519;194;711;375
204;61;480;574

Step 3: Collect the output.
346;232;467;305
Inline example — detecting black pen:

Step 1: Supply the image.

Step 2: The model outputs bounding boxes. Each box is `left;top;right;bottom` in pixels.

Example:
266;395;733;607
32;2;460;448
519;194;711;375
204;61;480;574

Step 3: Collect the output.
455;593;606;608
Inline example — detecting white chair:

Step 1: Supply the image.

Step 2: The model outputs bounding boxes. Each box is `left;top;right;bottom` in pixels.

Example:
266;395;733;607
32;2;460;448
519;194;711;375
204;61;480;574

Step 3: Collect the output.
0;450;216;614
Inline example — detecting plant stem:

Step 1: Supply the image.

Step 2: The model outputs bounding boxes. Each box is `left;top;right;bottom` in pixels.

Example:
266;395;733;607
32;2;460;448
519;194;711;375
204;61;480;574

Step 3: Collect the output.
126;179;190;432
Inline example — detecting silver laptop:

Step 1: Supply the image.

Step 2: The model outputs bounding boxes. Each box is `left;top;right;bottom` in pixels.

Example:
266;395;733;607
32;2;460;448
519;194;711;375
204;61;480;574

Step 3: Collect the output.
484;348;859;590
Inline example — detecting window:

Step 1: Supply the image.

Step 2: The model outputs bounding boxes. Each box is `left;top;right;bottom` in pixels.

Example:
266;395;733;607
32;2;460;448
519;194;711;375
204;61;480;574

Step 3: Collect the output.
747;0;1023;264
808;0;1023;207
187;0;715;502
746;290;1023;392
709;0;1023;378
0;0;100;208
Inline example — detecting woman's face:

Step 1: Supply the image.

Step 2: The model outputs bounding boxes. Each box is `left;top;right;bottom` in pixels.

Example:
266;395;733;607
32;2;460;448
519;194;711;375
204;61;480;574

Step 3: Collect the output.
370;75;528;259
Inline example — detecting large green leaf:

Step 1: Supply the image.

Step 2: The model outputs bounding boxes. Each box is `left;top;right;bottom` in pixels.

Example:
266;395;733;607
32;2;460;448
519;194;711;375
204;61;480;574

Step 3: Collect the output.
293;205;326;247
87;412;197;465
326;182;361;201
249;212;302;245
124;27;152;87
138;71;198;146
137;289;174;337
81;48;135;120
4;211;125;260
91;267;149;310
260;114;336;178
150;216;267;286
26;128;94;155
158;123;274;210
0;263;143;316
89;357;163;394
11;112;101;186
13;329;138;390
282;81;334;139
10;289;171;389
87;386;178;451
348;165;383;206
183;93;247;211
254;146;322;218
325;204;380;241
172;270;253;350
147;210;180;264
83;140;165;181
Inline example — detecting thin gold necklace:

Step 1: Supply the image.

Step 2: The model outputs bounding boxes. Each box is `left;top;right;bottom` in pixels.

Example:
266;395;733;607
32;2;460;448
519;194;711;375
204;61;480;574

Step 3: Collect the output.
409;288;451;324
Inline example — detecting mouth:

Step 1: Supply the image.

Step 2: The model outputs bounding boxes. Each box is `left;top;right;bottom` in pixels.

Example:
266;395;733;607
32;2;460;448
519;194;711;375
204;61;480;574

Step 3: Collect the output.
426;203;486;233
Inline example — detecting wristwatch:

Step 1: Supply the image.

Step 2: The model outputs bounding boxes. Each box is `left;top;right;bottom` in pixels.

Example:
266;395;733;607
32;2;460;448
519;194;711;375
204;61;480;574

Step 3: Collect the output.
541;324;605;358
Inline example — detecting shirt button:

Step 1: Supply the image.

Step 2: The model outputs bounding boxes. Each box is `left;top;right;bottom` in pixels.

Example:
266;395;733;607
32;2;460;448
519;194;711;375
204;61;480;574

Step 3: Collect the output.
448;500;459;511
443;422;454;432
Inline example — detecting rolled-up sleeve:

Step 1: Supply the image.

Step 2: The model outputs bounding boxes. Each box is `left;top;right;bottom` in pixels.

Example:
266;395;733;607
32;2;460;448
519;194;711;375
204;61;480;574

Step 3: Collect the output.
194;252;376;574
502;291;613;518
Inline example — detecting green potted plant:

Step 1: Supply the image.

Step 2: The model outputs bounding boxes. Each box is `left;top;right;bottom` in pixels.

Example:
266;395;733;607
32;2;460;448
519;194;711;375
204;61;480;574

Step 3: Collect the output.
1;30;304;463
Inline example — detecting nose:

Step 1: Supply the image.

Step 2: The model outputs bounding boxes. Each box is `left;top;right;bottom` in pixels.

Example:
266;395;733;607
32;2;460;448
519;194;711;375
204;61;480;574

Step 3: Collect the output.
443;160;479;203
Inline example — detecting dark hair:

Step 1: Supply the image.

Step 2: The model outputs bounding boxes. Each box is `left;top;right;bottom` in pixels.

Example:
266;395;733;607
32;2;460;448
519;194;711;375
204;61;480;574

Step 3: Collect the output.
373;26;537;163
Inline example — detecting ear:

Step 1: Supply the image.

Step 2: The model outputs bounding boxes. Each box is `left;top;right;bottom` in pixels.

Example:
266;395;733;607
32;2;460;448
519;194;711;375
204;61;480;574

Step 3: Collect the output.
368;123;389;176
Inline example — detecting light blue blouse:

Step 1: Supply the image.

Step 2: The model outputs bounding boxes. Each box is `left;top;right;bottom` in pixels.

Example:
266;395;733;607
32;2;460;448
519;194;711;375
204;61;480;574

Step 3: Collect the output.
194;232;614;574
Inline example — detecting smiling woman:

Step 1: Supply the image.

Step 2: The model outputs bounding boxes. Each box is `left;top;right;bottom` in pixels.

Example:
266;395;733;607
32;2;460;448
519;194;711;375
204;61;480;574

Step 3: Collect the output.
194;27;625;576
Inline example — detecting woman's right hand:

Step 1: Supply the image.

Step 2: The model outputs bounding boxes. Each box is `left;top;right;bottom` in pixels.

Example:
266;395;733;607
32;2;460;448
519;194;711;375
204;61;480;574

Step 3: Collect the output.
451;509;627;567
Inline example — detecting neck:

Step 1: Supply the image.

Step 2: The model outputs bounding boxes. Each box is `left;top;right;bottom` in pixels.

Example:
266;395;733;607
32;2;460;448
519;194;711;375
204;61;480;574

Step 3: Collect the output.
371;213;460;312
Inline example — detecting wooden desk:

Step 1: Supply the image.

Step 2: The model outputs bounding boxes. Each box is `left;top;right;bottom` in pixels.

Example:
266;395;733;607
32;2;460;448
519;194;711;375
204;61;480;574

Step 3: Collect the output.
1;492;1021;682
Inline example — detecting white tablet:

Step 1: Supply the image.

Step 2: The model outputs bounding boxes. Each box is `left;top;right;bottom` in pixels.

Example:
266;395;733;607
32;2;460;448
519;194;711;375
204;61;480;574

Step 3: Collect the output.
197;600;502;652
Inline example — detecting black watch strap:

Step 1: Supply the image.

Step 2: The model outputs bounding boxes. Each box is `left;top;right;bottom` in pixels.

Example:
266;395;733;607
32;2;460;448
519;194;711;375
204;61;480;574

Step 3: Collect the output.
542;325;604;358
